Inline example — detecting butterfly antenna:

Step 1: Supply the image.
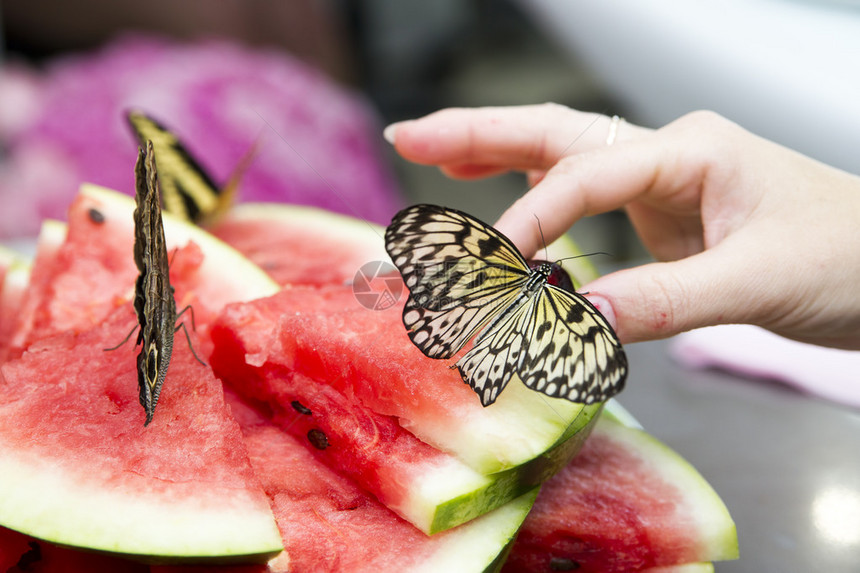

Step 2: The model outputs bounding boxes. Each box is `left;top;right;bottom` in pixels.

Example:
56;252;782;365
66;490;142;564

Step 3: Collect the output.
533;214;549;261
555;251;614;265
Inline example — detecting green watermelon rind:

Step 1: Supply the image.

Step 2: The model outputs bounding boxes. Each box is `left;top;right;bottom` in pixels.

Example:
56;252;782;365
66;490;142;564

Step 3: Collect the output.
418;488;538;573
597;402;739;563
0;447;283;563
423;403;601;534
0;244;21;270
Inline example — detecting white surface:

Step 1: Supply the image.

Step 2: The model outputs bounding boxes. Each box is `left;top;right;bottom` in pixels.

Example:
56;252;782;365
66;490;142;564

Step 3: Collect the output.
520;0;860;174
670;324;860;409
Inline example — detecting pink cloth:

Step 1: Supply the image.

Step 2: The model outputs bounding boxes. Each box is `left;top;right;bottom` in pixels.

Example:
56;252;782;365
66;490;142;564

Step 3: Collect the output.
0;35;401;239
670;325;860;409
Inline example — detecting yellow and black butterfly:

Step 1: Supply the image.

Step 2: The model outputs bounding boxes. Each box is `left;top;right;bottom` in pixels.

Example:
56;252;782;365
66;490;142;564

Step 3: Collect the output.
384;204;627;407
126;110;243;226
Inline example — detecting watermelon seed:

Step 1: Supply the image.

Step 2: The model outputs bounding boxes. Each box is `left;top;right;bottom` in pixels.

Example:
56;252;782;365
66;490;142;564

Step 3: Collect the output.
307;429;329;450
88;208;106;224
291;400;312;415
549;557;580;571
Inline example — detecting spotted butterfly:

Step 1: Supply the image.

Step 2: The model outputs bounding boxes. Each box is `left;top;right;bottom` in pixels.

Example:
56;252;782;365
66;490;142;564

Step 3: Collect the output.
384;204;627;407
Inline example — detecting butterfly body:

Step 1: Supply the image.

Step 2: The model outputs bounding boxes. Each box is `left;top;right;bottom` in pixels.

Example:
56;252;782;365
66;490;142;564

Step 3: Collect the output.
385;204;627;407
133;141;178;426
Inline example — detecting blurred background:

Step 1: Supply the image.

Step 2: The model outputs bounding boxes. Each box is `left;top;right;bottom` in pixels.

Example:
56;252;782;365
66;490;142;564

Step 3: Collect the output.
1;0;859;267
3;4;860;571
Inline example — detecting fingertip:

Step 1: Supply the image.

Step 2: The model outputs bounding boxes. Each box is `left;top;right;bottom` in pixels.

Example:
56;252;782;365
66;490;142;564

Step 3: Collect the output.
581;293;619;334
581;253;750;344
382;122;400;145
582;264;691;345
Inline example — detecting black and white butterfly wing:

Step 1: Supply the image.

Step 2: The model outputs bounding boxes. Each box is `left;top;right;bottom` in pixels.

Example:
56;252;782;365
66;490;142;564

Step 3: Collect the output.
385;204;531;359
454;298;535;406
519;284;627;404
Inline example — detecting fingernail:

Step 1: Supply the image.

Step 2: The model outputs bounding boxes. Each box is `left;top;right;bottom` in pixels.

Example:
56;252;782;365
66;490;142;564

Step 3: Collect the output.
584;293;619;332
383;121;412;145
382;122;400;145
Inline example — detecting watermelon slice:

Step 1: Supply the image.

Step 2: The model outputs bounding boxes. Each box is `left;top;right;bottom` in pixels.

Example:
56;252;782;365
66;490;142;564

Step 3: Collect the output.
227;390;535;573
209;202;605;533
0;253;31;354
212;203;388;287
0;304;282;561
211;284;600;533
502;406;738;572
0;221;65;359
0;187;283;562
0;245;17;288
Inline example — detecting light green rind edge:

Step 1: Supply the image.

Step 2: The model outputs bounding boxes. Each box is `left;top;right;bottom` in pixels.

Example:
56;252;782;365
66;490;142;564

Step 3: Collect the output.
418;489;538;573
80;185;280;302
598;409;739;562
0;244;20;268
0;446;283;564
419;402;601;534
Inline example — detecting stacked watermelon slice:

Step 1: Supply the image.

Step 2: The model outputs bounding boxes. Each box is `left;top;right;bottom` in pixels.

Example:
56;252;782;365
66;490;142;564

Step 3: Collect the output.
0;186;738;572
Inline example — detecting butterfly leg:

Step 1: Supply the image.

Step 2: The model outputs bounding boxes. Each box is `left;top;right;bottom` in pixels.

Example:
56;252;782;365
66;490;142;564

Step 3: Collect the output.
103;323;140;352
175;304;199;332
174;305;206;366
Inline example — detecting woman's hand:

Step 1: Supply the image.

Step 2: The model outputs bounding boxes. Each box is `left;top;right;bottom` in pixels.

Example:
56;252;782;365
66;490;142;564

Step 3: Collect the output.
385;104;860;349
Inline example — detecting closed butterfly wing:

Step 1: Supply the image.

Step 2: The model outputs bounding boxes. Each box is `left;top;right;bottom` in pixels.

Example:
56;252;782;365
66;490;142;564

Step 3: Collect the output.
385;204;531;359
127;110;246;226
133;141;178;425
519;284;627;404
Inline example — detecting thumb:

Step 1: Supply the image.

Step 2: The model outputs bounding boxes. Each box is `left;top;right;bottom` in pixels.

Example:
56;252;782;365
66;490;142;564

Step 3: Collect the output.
580;244;773;343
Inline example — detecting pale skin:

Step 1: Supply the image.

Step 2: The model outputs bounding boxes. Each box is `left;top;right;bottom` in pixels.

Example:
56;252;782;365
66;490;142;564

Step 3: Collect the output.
385;104;860;350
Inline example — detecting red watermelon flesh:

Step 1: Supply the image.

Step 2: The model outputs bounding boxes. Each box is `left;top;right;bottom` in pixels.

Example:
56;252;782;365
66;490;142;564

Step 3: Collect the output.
211;204;386;287
502;414;737;572
5;194;215;356
211;285;581;474
0;303;281;559
1;222;65;359
210;327;463;533
225;389;530;573
0;262;29;358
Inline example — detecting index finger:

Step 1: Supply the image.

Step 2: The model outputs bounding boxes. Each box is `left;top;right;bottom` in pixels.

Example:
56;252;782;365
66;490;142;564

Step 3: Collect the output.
494;130;705;258
387;104;645;172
